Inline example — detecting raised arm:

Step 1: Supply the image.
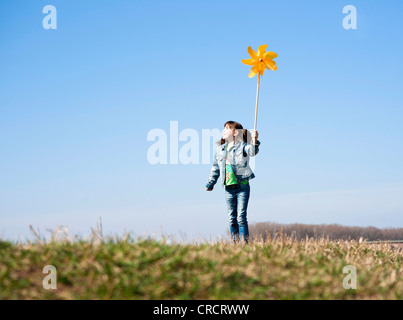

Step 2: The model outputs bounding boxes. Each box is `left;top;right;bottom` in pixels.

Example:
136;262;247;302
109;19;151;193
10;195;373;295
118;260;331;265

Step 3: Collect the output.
244;140;260;157
244;130;260;157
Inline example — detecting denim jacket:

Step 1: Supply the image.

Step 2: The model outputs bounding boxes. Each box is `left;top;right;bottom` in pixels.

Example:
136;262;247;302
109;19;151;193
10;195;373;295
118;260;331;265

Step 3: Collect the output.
205;140;260;190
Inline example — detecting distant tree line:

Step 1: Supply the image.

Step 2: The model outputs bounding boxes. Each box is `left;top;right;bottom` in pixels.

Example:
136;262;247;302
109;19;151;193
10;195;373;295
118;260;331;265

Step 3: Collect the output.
249;222;403;241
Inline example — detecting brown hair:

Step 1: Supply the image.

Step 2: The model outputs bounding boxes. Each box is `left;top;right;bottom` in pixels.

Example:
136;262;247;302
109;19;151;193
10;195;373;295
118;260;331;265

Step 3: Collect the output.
217;121;253;145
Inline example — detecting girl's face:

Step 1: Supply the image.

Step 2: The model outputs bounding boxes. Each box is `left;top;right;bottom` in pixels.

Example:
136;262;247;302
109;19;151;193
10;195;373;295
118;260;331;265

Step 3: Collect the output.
222;124;236;141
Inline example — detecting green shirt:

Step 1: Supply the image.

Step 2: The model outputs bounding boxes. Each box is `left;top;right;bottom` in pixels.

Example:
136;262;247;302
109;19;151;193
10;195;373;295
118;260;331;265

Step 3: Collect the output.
224;144;249;186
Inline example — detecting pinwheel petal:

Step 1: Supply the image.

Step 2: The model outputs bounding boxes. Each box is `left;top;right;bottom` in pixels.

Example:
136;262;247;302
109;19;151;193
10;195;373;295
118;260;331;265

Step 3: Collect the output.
248;66;258;78
264;59;277;71
248;46;257;59
241;59;256;66
257;44;268;56
263;51;278;59
258;63;266;76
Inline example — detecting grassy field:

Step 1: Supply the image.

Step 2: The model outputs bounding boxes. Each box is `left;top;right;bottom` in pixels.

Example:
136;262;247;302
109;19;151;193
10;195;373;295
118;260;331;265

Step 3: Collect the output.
1;227;403;300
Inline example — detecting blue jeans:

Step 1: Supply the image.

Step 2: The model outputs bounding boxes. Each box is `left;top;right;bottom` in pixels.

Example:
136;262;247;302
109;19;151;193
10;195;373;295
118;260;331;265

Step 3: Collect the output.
224;183;250;243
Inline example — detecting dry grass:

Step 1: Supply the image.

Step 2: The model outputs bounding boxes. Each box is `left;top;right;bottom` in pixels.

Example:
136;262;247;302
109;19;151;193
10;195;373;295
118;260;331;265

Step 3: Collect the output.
1;223;403;300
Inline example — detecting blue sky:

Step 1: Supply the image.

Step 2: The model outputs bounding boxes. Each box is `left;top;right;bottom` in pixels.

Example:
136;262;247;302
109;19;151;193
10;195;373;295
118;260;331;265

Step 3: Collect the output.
1;0;403;241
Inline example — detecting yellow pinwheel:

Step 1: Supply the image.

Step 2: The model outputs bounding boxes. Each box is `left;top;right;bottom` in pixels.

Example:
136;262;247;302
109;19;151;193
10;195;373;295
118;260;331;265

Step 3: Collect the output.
241;44;278;135
241;44;277;78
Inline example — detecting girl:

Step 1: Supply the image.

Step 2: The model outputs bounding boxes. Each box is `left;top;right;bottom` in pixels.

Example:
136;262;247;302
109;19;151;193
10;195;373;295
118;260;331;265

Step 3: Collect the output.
205;121;260;243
